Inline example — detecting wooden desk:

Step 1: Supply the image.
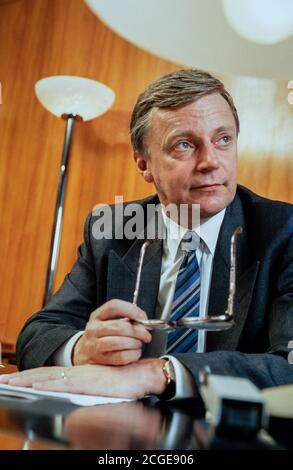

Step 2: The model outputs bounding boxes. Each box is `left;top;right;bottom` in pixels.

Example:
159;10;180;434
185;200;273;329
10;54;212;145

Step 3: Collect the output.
1;361;17;375
0;395;289;451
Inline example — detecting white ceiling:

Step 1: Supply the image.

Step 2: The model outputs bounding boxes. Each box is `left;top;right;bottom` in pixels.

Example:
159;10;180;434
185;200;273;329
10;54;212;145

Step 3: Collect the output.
85;0;293;80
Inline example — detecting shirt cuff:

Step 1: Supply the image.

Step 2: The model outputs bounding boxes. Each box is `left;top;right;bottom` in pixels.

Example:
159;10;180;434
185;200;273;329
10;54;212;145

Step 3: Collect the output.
52;331;84;367
160;355;197;400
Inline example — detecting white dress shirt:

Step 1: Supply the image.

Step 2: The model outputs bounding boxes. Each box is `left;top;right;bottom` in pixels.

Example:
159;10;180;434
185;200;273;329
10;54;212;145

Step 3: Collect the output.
159;207;225;398
158;207;226;352
53;207;226;399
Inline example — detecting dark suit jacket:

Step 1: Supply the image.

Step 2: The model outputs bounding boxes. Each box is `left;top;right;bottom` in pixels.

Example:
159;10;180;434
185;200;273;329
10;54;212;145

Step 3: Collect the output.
16;185;293;391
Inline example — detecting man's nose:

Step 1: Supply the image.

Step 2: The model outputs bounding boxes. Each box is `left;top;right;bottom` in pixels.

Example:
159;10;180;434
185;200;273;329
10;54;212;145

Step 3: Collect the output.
195;142;220;172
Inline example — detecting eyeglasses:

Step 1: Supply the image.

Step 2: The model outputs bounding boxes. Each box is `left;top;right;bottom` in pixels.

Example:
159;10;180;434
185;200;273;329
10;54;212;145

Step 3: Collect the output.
131;226;242;332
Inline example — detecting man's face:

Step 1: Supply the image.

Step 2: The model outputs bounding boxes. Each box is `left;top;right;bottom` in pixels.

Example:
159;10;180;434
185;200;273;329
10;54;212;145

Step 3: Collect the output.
135;93;238;219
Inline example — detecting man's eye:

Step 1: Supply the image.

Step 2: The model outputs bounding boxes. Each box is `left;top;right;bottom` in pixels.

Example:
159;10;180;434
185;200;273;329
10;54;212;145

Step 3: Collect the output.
175;141;192;150
217;135;231;145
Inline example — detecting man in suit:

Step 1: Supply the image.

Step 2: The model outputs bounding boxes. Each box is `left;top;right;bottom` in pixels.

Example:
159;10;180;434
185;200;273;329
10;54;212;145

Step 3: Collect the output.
2;69;292;399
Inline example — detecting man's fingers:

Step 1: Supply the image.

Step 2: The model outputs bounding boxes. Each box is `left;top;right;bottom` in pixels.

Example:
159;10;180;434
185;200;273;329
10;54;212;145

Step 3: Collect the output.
8;375;41;387
92;336;143;354
95;349;142;366
91;299;148;322
86;319;152;344
33;379;77;394
0;368;45;382
0;367;66;388
0;374;14;383
33;377;93;395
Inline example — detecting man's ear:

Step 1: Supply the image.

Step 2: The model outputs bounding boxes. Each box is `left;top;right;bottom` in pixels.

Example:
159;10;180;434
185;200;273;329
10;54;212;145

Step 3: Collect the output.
133;152;154;183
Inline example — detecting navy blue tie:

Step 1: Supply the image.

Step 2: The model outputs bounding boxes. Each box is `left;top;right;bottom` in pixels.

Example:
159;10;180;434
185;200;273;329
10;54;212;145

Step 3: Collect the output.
166;233;200;353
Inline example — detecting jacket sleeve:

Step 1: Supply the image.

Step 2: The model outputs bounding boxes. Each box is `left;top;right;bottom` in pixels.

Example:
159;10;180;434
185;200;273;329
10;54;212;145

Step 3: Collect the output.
175;351;293;390
16;213;98;370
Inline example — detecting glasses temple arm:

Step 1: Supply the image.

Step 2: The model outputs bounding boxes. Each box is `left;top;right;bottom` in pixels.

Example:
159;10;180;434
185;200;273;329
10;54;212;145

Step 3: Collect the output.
132;240;153;305
225;226;243;318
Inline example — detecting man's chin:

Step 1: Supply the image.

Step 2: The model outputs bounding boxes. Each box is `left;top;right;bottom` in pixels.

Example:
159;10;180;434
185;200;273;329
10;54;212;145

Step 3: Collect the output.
188;186;236;217
198;197;233;218
199;206;225;219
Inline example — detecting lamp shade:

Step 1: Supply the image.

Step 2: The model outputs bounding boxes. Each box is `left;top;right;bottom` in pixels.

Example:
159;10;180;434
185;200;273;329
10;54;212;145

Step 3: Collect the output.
35;76;115;121
84;0;293;79
222;0;293;45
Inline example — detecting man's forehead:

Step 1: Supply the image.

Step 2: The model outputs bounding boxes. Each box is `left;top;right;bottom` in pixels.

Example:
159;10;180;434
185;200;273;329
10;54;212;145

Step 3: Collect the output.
149;94;236;132
152;94;233;119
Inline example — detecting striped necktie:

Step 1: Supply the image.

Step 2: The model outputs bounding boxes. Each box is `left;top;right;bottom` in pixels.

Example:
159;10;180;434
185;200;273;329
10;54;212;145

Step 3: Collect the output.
166;232;200;353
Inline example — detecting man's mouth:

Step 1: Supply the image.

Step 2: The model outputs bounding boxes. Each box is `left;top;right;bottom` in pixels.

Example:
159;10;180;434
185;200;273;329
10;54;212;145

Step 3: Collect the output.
190;184;222;191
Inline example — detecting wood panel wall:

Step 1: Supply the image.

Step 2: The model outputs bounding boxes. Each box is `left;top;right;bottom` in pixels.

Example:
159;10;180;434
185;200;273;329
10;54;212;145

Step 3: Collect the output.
0;0;292;349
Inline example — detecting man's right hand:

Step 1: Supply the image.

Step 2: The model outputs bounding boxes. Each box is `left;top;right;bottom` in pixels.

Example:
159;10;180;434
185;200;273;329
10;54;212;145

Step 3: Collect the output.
72;299;152;366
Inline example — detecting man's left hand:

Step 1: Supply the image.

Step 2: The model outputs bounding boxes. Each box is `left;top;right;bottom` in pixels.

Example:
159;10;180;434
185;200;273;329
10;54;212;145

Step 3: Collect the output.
0;359;167;400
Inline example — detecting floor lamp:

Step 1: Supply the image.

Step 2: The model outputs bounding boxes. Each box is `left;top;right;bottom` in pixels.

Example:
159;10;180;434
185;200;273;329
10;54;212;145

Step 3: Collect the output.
35;76;115;306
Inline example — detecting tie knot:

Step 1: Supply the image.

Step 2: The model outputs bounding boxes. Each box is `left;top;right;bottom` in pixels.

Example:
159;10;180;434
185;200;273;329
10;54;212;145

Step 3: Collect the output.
181;231;197;252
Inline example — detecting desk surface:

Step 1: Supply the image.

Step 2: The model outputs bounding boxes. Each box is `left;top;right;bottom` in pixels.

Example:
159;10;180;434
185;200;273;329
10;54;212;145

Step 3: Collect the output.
0;394;291;451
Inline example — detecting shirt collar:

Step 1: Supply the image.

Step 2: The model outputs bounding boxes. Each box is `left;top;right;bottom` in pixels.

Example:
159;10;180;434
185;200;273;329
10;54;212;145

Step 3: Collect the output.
162;207;226;261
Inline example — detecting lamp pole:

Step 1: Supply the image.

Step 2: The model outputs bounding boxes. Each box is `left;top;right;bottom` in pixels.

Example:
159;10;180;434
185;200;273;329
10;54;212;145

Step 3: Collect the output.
43;114;81;306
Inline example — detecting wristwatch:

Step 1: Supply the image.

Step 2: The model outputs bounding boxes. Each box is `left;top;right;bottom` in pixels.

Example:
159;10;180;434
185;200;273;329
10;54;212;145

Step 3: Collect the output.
157;359;176;400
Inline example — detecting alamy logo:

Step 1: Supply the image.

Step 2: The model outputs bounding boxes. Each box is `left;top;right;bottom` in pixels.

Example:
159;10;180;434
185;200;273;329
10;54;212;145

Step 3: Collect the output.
91;196;200;245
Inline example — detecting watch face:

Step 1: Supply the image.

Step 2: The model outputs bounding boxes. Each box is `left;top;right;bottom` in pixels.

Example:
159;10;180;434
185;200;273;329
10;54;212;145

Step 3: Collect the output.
160;361;176;400
164;360;176;382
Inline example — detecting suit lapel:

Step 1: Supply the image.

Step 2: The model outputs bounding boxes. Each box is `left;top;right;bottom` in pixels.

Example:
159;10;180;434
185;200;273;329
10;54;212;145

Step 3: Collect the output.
206;194;260;351
206;261;260;351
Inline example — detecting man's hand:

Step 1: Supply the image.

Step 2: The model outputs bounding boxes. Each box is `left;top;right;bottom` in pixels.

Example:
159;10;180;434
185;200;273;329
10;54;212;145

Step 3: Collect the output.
72;299;152;366
0;358;167;399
